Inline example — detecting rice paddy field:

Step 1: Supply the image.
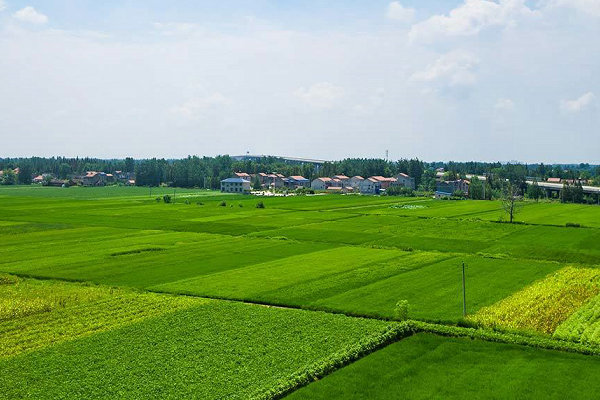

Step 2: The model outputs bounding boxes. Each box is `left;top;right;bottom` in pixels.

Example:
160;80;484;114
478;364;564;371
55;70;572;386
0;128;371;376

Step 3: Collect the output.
2;185;600;398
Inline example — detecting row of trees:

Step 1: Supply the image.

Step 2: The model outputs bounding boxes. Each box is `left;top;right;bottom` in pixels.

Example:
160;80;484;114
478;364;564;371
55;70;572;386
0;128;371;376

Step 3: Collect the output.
0;157;135;180
2;156;599;192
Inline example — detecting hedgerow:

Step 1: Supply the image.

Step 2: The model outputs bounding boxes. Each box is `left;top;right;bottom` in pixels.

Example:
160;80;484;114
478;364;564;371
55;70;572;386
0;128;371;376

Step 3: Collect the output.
410;320;600;356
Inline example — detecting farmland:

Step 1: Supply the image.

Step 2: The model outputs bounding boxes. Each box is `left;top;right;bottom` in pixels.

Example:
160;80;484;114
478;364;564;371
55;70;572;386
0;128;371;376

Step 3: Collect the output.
2;185;600;398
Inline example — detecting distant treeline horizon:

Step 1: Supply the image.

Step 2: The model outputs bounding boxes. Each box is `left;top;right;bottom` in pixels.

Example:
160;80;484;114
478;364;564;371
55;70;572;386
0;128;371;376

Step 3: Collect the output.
1;156;599;190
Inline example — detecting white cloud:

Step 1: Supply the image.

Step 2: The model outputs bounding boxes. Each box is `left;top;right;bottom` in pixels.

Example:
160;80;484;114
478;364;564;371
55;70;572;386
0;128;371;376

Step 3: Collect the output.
410;51;479;88
561;92;595;112
409;0;536;43
386;2;415;23
153;22;200;36
544;0;600;17
353;88;385;115
495;98;515;110
0;1;7;12
170;93;231;119
13;6;48;24
294;82;345;109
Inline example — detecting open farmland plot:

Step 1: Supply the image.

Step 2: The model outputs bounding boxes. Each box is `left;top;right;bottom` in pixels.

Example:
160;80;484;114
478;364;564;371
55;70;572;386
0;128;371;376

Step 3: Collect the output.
155;251;562;322
471;266;600;334
0;275;202;357
0;226;332;288
554;294;600;345
0;279;400;399
288;333;600;400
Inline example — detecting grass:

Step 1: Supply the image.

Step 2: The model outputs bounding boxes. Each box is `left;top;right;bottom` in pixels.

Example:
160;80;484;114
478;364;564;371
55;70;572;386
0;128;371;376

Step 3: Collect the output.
311;255;562;321
287;333;600;400
470;266;600;334
0;299;398;399
156;253;561;322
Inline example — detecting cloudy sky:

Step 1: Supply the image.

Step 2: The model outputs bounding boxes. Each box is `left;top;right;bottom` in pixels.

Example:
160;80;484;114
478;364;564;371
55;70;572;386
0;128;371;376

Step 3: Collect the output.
0;0;598;162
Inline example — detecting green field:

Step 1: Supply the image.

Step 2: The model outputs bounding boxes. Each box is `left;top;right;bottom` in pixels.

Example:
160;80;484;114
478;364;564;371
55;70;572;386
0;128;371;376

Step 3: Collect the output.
2;186;600;398
288;333;600;399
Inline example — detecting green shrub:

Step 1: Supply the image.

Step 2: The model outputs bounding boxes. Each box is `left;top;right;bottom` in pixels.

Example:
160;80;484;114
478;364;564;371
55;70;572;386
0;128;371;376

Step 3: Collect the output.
256;201;265;209
566;222;581;228
219;201;227;207
394;300;409;321
163;195;171;203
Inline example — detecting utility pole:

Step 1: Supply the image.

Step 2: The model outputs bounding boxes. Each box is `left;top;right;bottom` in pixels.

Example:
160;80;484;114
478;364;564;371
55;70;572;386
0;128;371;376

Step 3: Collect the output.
462;262;467;318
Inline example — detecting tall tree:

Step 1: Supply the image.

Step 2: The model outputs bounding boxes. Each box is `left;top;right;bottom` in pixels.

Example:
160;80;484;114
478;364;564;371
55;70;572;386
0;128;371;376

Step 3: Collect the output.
502;183;522;223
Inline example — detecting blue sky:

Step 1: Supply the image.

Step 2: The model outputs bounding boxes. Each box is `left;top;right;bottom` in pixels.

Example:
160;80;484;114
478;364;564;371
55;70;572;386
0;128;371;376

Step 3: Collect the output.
0;0;598;162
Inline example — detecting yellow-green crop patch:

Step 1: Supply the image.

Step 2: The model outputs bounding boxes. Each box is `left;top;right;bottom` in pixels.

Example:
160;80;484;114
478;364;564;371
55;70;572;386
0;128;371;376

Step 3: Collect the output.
470;267;600;334
0;275;203;358
554;293;600;345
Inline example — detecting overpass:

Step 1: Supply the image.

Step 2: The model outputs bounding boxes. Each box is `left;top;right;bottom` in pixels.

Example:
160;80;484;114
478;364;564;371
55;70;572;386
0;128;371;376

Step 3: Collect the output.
527;181;600;203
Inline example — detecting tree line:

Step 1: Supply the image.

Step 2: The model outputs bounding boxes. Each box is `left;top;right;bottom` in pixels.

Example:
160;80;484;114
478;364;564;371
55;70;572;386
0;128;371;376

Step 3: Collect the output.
1;157;599;200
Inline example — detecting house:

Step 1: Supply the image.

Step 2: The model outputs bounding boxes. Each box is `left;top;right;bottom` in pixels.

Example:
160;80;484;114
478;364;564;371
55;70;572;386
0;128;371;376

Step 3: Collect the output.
270;174;286;188
114;171;135;182
326;186;343;193
547;177;562;184
220;177;251;194
396;173;415;189
233;172;251;180
436;179;470;197
287;176;310;188
359;177;382;194
311;177;332;190
332;175;350;186
370;176;397;189
33;175;44;184
255;172;270;186
125;179;136;186
348;176;364;188
82;171;106;186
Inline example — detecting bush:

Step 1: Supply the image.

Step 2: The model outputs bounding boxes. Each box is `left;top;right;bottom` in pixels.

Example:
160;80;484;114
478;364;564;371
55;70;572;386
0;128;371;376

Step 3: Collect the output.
238;203;243;207
394;300;409;321
163;195;171;203
155;197;161;202
385;186;414;197
219;201;227;207
566;222;581;228
256;201;265;209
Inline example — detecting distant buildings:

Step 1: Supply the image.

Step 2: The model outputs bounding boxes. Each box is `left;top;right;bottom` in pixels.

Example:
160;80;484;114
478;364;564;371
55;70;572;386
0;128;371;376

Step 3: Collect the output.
219;171;416;195
220;177;251;194
435;179;470;198
396;173;415;190
359;177;381;194
311;177;332;191
287;176;310;188
348;176;364;189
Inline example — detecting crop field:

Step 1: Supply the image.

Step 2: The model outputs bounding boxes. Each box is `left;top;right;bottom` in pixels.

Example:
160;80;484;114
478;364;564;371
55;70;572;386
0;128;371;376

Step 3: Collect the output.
2;185;600;398
471;267;600;334
287;333;600;399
